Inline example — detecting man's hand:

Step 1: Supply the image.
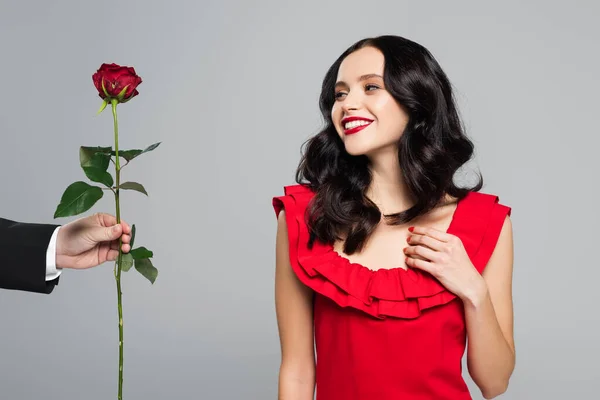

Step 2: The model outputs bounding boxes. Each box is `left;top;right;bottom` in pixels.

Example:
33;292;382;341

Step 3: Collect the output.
56;213;132;269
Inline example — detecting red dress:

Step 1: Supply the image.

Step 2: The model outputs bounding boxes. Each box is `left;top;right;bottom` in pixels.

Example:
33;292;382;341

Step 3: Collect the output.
272;184;511;400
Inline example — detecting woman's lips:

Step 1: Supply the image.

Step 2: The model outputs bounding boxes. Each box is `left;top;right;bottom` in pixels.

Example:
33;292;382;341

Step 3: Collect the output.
342;116;374;135
344;123;371;135
342;115;373;135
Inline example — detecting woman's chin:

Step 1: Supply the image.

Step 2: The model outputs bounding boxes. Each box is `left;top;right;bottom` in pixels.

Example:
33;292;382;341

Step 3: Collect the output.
343;140;376;157
343;145;367;156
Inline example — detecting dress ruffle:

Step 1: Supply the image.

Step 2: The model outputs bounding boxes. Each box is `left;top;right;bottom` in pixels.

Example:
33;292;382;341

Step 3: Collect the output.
272;184;511;319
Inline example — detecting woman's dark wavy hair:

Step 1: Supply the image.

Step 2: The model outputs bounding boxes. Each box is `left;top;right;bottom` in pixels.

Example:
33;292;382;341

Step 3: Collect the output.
296;35;483;254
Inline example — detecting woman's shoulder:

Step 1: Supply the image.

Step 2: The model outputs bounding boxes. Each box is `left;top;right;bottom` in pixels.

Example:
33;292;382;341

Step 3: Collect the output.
439;189;510;212
460;190;512;219
280;183;315;196
272;183;316;219
452;189;512;273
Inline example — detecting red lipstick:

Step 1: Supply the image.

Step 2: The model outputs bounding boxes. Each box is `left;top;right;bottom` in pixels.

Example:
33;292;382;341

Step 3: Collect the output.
341;116;374;135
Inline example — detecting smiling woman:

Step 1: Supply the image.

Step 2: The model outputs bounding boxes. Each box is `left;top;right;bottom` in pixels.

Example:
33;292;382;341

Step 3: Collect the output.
272;35;515;400
332;59;409;158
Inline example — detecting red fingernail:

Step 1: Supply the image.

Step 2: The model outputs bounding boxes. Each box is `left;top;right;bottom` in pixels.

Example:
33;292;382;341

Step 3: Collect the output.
408;226;414;232
406;236;411;243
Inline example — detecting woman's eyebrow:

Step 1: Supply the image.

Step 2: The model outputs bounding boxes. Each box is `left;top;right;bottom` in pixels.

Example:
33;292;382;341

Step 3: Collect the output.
335;74;383;88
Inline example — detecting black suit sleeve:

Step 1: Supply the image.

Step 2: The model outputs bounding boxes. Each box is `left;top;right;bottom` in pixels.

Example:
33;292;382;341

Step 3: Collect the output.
0;217;61;294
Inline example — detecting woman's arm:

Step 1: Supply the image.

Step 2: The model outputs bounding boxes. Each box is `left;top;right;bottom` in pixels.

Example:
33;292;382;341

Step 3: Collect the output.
465;215;516;399
275;211;316;400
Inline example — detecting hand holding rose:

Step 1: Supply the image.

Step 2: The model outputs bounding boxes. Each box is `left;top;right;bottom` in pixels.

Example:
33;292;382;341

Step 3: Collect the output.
54;62;159;400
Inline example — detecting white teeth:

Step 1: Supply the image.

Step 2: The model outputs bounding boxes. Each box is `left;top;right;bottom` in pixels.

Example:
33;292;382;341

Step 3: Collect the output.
344;120;372;130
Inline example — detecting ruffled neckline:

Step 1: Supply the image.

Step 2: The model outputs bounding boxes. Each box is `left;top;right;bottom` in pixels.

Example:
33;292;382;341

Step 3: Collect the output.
272;184;495;320
327;201;460;274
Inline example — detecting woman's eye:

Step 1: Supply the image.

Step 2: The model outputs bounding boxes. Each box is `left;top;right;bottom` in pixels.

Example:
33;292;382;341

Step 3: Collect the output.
335;85;378;100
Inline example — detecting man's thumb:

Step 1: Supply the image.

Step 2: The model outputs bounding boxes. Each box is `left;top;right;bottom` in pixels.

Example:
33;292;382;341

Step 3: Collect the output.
92;224;122;242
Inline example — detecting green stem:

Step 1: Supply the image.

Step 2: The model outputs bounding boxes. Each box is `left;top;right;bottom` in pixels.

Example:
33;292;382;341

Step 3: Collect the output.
111;99;124;400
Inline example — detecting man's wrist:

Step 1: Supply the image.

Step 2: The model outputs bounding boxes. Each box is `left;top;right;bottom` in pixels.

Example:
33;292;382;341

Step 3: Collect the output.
46;226;63;280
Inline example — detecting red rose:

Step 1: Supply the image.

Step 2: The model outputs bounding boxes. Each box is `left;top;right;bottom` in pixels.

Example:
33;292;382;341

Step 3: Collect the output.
92;63;142;103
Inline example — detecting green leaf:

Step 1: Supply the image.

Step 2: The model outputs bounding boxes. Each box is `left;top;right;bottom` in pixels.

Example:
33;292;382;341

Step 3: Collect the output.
96;100;108;115
130;224;136;248
120;181;148;195
119;253;134;272
135;258;158;284
54;181;104;218
80;146;113;187
130;246;153;260
112;142;161;162
114;149;142;161
83;167;113;187
80;146;112;171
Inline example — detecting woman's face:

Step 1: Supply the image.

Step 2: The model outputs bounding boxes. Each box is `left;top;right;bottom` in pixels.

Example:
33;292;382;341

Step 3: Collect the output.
332;46;409;157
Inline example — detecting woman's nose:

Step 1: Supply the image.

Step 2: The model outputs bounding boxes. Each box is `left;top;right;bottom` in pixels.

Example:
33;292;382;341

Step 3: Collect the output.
341;97;361;113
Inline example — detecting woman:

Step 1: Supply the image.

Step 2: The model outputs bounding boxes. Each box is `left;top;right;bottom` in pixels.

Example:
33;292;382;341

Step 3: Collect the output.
272;35;515;400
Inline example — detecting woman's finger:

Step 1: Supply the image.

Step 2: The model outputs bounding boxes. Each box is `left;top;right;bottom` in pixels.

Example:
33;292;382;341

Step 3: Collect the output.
404;244;439;263
409;226;453;243
407;233;445;252
405;256;435;274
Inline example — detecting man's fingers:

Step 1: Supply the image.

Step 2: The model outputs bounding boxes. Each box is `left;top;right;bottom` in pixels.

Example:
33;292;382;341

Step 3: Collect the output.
97;212;117;227
120;232;131;244
110;241;131;253
120;221;131;234
106;249;119;261
96;213;131;234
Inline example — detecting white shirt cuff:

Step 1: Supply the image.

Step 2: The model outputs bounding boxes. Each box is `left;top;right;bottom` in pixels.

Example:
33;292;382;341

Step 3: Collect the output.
46;226;62;281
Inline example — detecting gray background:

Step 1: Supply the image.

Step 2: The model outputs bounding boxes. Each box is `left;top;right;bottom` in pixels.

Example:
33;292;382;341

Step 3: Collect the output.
0;0;598;399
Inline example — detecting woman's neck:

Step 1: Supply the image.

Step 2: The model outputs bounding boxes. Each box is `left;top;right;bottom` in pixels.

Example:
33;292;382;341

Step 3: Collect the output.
366;151;414;215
